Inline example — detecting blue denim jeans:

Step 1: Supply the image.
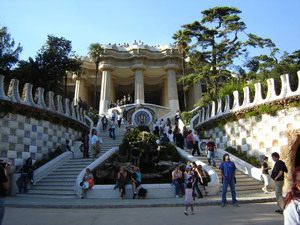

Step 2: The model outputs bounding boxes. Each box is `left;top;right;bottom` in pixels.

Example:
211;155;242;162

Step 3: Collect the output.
109;128;116;140
207;151;216;167
222;178;237;204
172;180;184;196
0;199;5;225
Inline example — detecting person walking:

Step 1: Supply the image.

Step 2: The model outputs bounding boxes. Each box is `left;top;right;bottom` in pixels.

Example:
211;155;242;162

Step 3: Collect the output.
186;130;194;153
220;153;238;207
101;115;108;131
172;166;185;198
0;160;10;225
184;178;194;216
206;137;217;167
90;129;101;159
109;120;116;140
261;156;271;193
116;167;128;199
271;152;288;214
117;113;122;128
283;167;300;225
192;130;201;156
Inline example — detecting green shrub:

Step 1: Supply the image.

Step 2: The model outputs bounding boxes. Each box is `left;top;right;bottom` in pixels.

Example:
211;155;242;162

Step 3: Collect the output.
181;110;198;125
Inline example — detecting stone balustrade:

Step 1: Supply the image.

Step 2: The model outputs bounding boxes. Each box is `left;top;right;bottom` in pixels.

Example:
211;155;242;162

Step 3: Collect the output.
190;72;300;128
0;75;86;125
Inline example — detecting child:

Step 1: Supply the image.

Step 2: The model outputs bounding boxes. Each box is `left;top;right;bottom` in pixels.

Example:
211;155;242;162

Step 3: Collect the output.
184;178;194;215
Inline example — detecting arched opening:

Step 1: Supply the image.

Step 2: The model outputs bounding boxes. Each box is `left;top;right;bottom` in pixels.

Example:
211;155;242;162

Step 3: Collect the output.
295;144;300;168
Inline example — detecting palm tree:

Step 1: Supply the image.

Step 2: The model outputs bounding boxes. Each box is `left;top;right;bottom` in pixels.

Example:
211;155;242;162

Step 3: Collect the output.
88;43;103;108
173;30;191;110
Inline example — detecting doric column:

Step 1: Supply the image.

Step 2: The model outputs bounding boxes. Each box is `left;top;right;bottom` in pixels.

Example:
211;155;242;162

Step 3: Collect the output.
99;64;114;115
132;64;145;104
165;64;180;112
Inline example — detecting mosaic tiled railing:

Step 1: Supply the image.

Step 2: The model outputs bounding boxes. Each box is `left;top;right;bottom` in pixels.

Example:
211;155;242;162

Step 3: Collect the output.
0;75;86;125
190;72;300;128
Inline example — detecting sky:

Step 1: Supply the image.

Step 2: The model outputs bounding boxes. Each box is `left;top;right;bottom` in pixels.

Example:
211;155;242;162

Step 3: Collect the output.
1;0;300;60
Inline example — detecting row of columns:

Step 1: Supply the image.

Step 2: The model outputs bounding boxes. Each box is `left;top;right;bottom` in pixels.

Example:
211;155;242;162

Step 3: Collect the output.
74;64;180;115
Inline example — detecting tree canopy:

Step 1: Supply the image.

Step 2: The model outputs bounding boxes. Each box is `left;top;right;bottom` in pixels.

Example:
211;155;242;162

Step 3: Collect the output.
12;35;81;96
173;6;299;108
0;26;22;76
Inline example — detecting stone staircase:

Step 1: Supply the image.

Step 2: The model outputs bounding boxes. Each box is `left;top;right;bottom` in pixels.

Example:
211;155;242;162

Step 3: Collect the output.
19;126;127;198
196;156;264;195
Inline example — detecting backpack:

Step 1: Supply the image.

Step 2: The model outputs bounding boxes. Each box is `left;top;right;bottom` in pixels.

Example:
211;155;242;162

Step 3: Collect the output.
138;187;147;199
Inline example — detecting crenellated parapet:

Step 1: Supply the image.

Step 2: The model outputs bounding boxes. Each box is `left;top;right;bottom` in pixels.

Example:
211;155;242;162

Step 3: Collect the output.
190;72;300;128
0;75;87;126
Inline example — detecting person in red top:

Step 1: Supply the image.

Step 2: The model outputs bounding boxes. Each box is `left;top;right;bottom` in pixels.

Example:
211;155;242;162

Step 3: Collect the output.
206;137;217;167
186;130;194;153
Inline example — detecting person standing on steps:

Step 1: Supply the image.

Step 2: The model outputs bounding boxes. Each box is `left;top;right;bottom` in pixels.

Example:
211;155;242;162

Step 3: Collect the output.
219;153;239;207
271;152;288;214
261;156;271;193
206;137;217;167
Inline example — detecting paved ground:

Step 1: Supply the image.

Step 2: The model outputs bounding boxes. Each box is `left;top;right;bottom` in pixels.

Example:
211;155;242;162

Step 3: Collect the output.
4;192;275;208
3;202;283;225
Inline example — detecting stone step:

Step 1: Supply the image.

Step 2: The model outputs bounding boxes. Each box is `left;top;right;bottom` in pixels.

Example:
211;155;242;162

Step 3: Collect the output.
50;171;81;175
41;177;77;182
38;181;75;186
30;185;74;191
47;174;78;179
53;168;84;173
58;165;88;170
16;193;76;199
27;189;75;195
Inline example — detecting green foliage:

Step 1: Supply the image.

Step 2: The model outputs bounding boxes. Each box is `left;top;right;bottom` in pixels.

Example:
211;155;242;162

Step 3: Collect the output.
159;144;181;162
12;35;81;96
0;26;22;76
225;146;261;167
181;110;198;125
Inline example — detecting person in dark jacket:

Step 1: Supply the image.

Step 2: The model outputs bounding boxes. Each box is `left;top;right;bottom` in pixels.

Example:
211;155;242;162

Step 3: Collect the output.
271;152;288;214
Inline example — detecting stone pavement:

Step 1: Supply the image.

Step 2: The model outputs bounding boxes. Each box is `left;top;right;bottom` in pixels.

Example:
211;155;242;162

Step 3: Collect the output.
4;192;275;209
3;202;283;225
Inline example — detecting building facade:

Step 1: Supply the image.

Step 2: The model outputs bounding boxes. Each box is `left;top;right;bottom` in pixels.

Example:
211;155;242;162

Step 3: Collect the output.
69;43;202;118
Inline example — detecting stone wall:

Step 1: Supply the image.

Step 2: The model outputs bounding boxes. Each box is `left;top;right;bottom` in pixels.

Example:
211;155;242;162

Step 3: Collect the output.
0;75;89;168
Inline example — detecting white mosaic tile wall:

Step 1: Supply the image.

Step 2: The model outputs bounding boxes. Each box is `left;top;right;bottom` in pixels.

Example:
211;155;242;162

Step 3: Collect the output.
0;113;82;167
205;107;300;158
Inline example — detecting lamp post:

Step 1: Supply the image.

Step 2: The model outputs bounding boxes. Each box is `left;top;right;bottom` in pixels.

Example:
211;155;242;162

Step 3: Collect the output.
93;58;100;109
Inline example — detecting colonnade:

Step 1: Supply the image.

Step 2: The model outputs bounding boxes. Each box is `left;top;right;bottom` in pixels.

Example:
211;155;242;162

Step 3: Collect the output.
74;63;180;115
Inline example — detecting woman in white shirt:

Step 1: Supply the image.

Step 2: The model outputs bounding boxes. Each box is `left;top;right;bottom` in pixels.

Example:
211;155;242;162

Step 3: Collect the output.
284;167;300;225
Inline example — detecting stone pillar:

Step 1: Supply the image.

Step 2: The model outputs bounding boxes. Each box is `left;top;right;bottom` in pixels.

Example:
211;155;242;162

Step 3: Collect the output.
99;64;114;115
132;64;145;104
74;78;89;105
165;64;180;112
